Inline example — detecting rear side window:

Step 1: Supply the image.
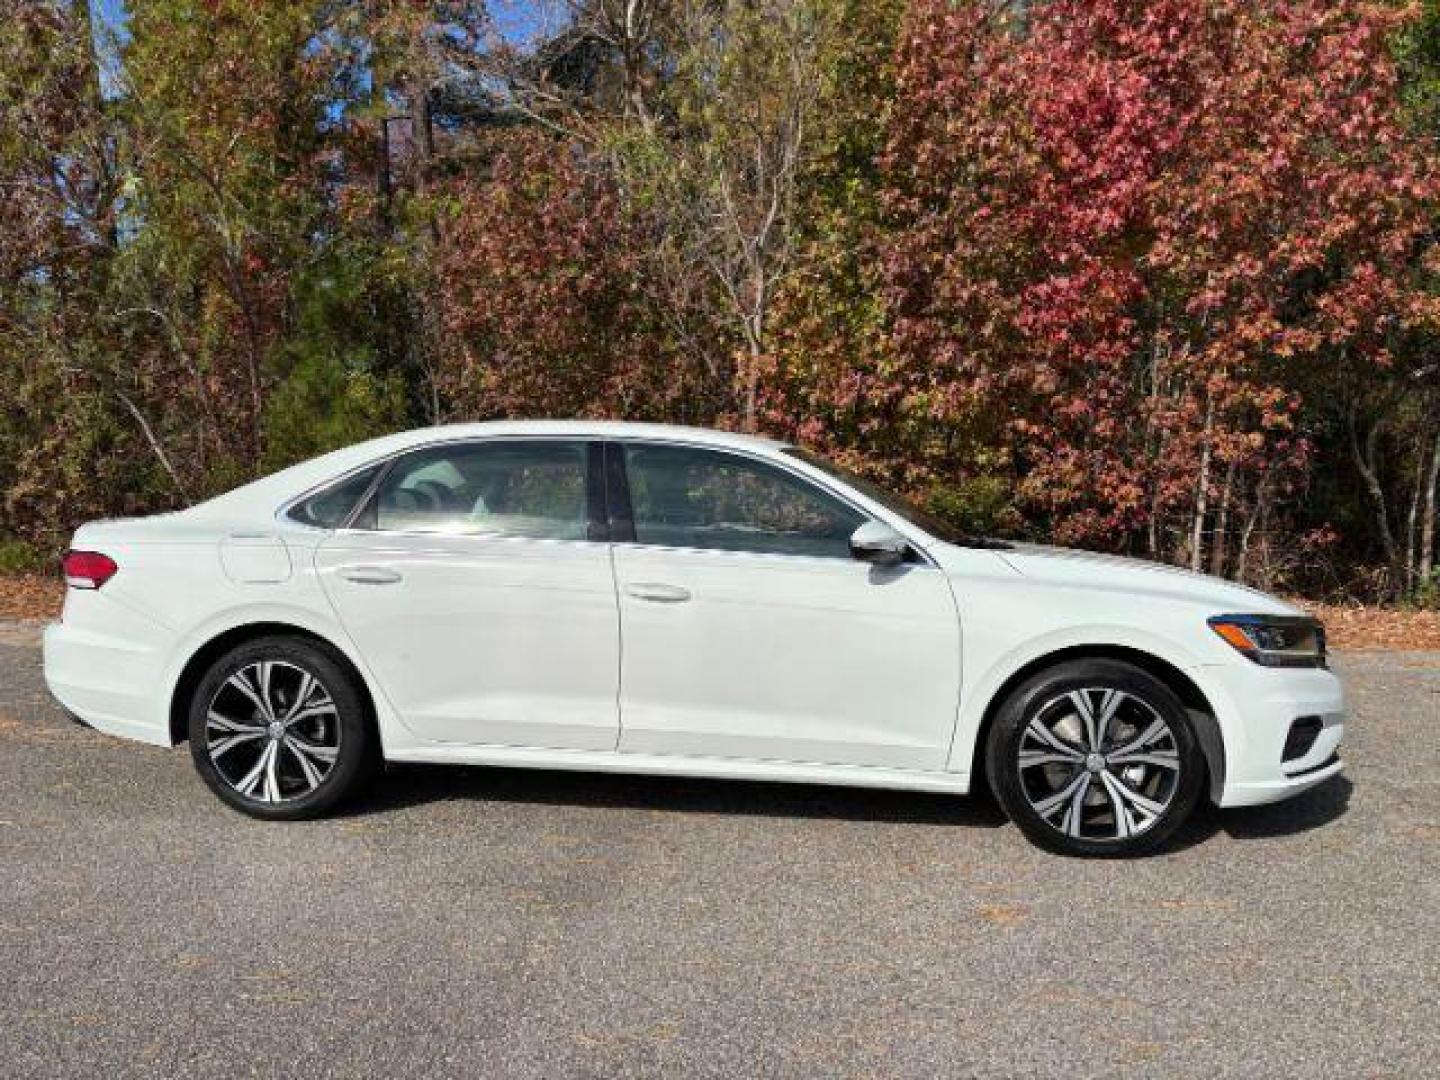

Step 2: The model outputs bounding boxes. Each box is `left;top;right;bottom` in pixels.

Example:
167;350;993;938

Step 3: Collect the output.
621;444;865;558
359;440;589;539
287;464;382;529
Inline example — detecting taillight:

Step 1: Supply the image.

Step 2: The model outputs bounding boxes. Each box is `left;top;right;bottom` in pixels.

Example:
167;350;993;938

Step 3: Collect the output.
62;550;118;590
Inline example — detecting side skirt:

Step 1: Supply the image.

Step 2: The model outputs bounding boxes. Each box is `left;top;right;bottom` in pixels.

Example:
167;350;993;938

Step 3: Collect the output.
385;744;973;795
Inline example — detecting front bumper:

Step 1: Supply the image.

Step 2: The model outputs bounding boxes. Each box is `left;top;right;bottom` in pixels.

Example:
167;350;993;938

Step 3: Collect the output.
1196;659;1346;808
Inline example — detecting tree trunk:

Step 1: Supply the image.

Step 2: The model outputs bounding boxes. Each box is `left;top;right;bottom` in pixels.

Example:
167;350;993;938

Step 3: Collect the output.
1349;413;1401;591
742;338;763;433
1209;458;1235;578
1406;433;1424;591
1236;467;1271;586
1421;429;1440;584
740;266;768;433
116;391;190;502
1189;394;1214;572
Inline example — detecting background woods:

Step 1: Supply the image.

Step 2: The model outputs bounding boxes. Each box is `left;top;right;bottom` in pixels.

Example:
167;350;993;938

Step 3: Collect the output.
2;0;1439;603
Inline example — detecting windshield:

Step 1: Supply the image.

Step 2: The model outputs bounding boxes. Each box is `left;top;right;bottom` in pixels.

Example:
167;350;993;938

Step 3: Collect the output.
782;447;1011;550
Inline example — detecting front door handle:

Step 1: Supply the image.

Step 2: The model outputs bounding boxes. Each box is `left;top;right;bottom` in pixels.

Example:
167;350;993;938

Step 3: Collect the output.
625;582;692;604
338;565;403;585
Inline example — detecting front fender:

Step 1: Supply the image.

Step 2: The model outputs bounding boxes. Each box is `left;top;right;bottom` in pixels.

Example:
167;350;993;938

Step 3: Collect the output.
946;622;1215;777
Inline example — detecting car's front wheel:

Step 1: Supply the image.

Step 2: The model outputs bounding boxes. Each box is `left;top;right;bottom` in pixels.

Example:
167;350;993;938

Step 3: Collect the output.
985;659;1206;857
187;636;378;819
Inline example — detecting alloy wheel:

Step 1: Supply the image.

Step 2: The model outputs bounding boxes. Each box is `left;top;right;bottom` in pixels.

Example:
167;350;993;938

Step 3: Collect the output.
1017;688;1182;841
204;660;341;804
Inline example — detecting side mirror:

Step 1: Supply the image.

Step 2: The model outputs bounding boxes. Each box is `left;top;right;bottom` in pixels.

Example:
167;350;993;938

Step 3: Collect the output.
849;520;908;567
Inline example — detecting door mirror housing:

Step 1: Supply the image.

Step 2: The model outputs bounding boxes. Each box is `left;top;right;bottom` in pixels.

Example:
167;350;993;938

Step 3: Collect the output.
849;520;908;567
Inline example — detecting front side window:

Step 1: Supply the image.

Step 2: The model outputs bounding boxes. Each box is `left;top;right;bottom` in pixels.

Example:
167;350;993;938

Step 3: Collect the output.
622;444;865;558
360;440;589;540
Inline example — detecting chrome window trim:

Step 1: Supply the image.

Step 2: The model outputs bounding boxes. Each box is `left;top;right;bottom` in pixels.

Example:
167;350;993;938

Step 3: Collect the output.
279;434;602;542
277;459;391;534
274;431;938;567
611;438;940;569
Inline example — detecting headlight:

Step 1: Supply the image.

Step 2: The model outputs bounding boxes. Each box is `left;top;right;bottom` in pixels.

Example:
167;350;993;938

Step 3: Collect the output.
1208;615;1327;669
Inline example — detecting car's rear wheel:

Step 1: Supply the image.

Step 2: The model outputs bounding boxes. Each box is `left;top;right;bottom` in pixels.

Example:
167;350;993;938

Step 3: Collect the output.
187;636;378;819
985;659;1206;857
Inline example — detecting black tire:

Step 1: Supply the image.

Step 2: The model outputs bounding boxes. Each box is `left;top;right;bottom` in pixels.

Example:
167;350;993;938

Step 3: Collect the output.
187;635;379;819
985;659;1206;857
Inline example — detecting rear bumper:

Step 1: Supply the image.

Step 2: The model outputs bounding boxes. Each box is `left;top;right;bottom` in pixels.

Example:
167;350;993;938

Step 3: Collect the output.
43;612;173;748
1197;659;1346;808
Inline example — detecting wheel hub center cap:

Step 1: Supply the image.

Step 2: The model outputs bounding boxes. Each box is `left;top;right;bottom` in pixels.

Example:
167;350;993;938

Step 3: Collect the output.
267;720;285;741
1084;752;1106;773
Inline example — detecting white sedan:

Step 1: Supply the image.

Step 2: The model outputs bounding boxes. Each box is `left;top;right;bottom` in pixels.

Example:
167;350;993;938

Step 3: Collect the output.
43;422;1344;856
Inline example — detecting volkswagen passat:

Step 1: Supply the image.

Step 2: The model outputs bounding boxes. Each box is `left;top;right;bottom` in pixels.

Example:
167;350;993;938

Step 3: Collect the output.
43;422;1344;856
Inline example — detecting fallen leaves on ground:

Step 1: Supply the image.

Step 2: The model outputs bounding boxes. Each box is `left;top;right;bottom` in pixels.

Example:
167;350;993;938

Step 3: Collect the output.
0;575;61;621
976;903;1029;927
1294;602;1440;652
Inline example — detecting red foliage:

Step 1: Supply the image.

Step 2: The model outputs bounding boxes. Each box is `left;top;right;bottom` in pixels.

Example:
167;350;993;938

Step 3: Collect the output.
434;135;710;424
867;0;1439;560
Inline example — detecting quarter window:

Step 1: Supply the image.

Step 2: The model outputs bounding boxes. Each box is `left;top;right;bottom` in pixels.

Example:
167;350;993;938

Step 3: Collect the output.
621;444;865;558
362;441;589;540
287;464;382;529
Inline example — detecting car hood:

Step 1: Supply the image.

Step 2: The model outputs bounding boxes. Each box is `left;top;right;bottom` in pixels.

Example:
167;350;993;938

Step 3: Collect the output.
938;540;1304;617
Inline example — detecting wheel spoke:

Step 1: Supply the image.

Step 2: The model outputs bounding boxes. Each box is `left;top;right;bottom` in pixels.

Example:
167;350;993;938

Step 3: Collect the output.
235;741;276;799
1067;691;1099;751
1110;715;1170;759
1093;689;1123;750
287;735;338;766
206;709;263;734
227;667;274;723
285;740;326;790
1105;772;1167;818
284;702;337;727
1100;771;1136;839
208;732;264;758
262;741;282;803
1019;749;1085;769
1032;770;1090;820
1107;749;1180;770
257;661;281;719
1099;770;1167;838
1025;718;1085;760
284;672;316;720
1060;773;1092;837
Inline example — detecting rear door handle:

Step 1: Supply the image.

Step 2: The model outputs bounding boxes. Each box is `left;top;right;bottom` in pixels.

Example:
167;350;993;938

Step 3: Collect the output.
625;582;692;604
338;565;403;585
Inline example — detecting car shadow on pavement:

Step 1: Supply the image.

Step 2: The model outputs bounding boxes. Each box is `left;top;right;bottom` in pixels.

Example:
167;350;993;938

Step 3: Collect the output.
344;763;1012;828
1172;774;1353;850
341;765;1350;844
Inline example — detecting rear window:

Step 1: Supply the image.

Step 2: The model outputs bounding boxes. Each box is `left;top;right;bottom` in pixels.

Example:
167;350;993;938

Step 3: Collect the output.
286;464;383;529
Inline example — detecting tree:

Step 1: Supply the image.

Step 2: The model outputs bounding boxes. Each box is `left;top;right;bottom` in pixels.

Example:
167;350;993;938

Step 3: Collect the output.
872;0;1439;590
432;133;698;422
606;0;842;429
0;1;130;540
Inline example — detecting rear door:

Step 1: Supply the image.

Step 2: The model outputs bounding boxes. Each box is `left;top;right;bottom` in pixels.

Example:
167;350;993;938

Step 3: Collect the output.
607;441;961;770
315;438;620;750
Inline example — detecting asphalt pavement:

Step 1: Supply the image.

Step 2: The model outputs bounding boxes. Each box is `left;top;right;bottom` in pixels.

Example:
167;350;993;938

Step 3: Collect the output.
1;621;1436;1078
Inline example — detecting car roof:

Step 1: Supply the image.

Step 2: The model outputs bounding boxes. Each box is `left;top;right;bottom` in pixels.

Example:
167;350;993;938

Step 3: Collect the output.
379;420;788;453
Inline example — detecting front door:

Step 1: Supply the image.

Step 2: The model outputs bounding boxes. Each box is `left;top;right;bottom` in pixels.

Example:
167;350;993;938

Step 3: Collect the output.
316;438;620;750
609;441;961;770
